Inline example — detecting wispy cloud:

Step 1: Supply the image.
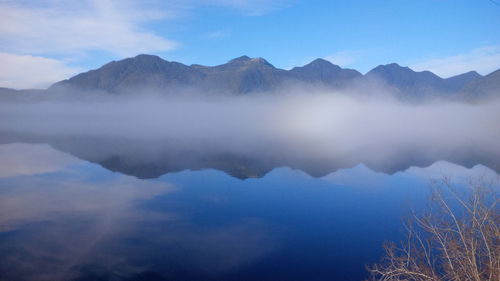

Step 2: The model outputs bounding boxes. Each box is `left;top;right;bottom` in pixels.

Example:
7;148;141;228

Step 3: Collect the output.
0;52;81;89
411;46;500;78
0;0;178;57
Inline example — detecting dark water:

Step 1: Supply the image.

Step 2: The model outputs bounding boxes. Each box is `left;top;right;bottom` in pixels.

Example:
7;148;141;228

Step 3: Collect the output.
0;143;496;281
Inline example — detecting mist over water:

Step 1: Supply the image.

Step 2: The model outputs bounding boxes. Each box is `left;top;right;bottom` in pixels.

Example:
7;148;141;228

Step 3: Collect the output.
1;90;499;176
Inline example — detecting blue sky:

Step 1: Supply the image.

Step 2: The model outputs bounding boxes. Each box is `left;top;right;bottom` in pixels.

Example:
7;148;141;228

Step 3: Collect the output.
1;0;500;88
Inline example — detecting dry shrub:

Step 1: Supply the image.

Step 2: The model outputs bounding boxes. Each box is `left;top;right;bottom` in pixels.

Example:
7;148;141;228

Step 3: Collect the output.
368;176;499;281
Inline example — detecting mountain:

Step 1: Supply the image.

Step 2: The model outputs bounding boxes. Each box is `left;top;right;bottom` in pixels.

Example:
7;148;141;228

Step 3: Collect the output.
365;63;485;99
443;71;482;92
289;58;362;87
461;69;500;101
50;54;293;95
0;87;45;102
366;63;443;96
50;54;206;94
194;55;288;93
2;54;499;101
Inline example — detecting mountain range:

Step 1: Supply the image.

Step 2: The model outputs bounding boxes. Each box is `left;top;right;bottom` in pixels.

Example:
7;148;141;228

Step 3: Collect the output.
1;54;500;101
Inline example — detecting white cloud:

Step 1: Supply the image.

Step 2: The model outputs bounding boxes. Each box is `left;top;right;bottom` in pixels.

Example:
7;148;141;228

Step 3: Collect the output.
0;0;178;56
0;52;81;88
324;51;358;67
411;46;500;78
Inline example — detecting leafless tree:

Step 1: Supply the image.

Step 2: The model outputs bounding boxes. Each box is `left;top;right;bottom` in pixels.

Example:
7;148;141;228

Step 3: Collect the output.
367;176;499;281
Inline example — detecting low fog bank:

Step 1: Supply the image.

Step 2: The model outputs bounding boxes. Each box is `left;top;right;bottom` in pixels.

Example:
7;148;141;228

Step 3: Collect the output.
1;90;499;177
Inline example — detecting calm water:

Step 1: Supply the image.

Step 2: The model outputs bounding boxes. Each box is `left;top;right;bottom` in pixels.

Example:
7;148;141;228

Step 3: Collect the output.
0;143;497;281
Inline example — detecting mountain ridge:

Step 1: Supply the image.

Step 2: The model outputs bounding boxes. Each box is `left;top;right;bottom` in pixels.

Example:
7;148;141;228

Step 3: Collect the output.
2;54;499;102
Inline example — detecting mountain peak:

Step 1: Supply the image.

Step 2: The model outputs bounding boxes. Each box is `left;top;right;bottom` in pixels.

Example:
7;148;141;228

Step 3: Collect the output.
132;54;165;61
288;58;361;84
135;54;160;58
229;55;252;63
386;62;402;67
461;70;482;78
106;54;169;69
311;58;331;63
226;56;274;68
446;70;482;80
378;63;409;70
443;70;483;92
302;58;341;69
367;63;417;77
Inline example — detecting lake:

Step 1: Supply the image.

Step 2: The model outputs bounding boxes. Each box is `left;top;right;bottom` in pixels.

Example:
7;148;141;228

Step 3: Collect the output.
0;143;496;281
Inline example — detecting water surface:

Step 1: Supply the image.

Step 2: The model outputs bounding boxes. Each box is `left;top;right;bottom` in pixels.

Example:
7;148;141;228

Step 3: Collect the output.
0;143;496;281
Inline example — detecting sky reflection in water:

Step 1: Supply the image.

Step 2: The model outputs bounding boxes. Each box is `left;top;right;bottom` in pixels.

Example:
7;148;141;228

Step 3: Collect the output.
0;143;497;281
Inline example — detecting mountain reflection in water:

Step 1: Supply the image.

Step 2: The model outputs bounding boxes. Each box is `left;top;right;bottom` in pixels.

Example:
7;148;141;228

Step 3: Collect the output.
0;143;497;281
